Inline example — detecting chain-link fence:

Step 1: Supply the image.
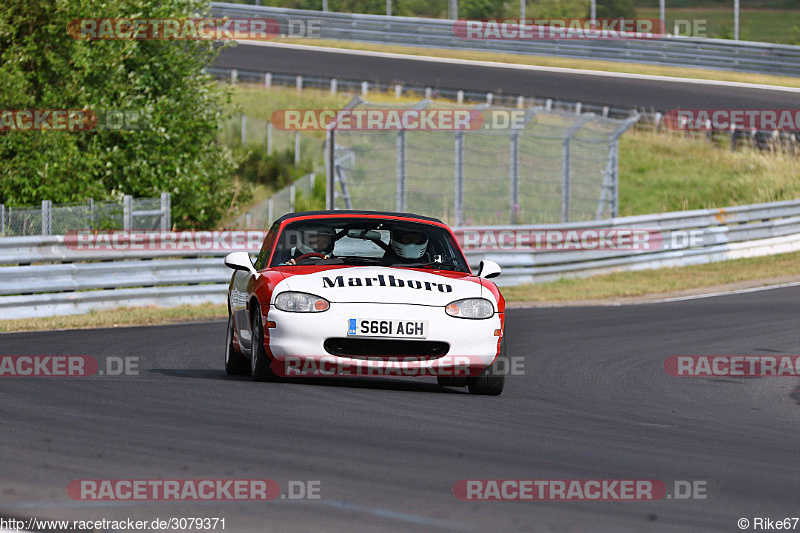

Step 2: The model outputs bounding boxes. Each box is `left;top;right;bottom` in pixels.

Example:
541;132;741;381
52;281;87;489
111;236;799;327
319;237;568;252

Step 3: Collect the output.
328;98;639;226
219;113;323;168
233;173;320;229
0;194;171;237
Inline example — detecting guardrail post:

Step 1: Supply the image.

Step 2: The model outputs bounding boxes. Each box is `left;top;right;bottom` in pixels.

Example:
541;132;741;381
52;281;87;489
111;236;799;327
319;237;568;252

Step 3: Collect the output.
575;102;582;115
296;75;303;92
241;114;247;145
267;121;273;154
457;90;464;104
454;132;464;226
264;72;272;88
294;131;301;164
510;132;520;224
231;69;238;84
546;99;553;111
331;78;337;95
486;93;493;105
516;96;524;109
396;130;406;212
41;200;51;236
361;81;368;97
424;87;432;99
325;129;335;210
395;84;402;99
160;192;171;231
123;195;132;231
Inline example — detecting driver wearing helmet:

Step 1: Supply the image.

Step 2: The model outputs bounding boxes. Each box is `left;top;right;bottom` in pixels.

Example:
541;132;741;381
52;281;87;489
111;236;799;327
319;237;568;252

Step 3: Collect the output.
381;228;429;264
283;226;336;265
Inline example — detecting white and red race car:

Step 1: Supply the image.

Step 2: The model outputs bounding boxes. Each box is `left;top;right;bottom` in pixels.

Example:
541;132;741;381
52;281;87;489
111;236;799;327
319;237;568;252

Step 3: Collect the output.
224;211;506;395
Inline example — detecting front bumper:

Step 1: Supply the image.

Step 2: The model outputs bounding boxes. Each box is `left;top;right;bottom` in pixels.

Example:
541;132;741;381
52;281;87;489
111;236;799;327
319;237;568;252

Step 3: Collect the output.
265;302;502;376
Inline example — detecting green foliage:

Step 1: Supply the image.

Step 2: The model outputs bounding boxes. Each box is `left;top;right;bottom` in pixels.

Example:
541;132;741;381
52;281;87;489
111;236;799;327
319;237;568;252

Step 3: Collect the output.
529;0;588;19
593;0;637;19
234;146;313;188
0;0;239;229
293;176;326;213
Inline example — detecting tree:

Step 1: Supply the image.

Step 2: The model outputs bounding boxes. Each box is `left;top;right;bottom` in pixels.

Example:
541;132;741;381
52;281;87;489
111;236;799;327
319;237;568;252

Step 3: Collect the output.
0;0;238;229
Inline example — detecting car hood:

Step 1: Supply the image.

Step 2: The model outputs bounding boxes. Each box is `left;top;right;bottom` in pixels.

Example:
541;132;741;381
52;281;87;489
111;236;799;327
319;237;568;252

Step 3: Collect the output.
277;266;483;306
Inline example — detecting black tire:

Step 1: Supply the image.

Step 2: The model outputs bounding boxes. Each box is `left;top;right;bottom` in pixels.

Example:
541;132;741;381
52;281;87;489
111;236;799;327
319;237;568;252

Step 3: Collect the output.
251;305;278;382
225;315;250;376
437;376;469;387
468;341;507;396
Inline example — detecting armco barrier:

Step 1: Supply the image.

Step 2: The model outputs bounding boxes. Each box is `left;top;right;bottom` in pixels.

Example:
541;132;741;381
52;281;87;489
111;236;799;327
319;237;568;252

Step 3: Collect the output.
209;3;800;77
1;199;800;319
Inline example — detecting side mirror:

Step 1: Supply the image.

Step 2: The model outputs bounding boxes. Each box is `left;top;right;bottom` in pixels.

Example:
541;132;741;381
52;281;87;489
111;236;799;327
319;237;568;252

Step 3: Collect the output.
224;252;258;276
476;260;501;279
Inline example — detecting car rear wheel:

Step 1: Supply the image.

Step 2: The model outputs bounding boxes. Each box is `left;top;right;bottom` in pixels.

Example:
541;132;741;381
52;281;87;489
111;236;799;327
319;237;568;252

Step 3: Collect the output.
225;314;250;376
468;340;506;396
251;305;278;382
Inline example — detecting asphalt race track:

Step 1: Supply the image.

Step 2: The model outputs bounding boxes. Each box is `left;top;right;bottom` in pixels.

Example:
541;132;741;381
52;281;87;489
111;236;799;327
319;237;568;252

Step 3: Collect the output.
216;43;800;111
1;286;798;532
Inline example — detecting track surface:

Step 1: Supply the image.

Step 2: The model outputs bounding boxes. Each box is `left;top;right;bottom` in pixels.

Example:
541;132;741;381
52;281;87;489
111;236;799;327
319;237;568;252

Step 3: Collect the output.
1;287;799;531
216;43;800;110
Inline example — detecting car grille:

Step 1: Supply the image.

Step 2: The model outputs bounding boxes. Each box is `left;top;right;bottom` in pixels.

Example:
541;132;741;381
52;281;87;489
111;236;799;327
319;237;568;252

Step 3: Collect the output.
323;338;449;360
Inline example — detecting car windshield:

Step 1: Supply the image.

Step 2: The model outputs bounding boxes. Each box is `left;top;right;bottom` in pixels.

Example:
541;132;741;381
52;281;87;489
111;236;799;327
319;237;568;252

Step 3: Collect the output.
269;217;470;272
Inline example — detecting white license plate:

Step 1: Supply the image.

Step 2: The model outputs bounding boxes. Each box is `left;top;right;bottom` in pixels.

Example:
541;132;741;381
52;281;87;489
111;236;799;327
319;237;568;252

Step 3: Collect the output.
347;319;428;339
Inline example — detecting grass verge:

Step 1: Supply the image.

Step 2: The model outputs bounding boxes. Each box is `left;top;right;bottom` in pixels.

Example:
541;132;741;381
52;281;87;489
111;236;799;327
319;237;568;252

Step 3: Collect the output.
502;250;800;303
269;38;800;89
0;304;227;334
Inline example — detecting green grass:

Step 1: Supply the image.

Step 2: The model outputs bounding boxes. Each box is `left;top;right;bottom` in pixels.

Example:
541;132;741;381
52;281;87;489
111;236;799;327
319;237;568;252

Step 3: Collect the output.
638;7;800;43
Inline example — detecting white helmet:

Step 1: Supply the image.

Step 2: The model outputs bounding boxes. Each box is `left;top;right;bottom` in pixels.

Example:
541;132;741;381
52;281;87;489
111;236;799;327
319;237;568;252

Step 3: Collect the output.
296;226;335;255
391;229;428;259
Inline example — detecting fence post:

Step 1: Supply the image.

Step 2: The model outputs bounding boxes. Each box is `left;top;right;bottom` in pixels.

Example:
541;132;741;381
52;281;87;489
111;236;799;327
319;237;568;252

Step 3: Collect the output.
395;84;402;99
123;195;132;231
294;131;301;164
386;0;392;16
509;132;520;224
231;69;238;84
424;87;432;99
268;197;274;226
0;203;4;236
88;198;94;230
325;129;335;210
241;114;247;145
160;192;171;231
267;121;273;154
613;140;619;218
296;75;303;92
290;184;296;212
561;138;571;223
264;72;272;88
41;200;52;236
361;81;368;97
396;130;406;212
457;90;464;104
454;132;464;226
331;78;338;95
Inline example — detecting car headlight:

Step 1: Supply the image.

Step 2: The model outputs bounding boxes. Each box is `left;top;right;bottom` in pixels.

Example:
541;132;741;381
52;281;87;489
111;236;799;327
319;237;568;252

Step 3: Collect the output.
274;292;330;312
445;298;494;319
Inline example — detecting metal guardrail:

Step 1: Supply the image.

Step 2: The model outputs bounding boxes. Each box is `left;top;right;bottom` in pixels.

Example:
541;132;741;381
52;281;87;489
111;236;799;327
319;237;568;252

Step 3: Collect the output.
210;3;800;77
2;199;800;318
